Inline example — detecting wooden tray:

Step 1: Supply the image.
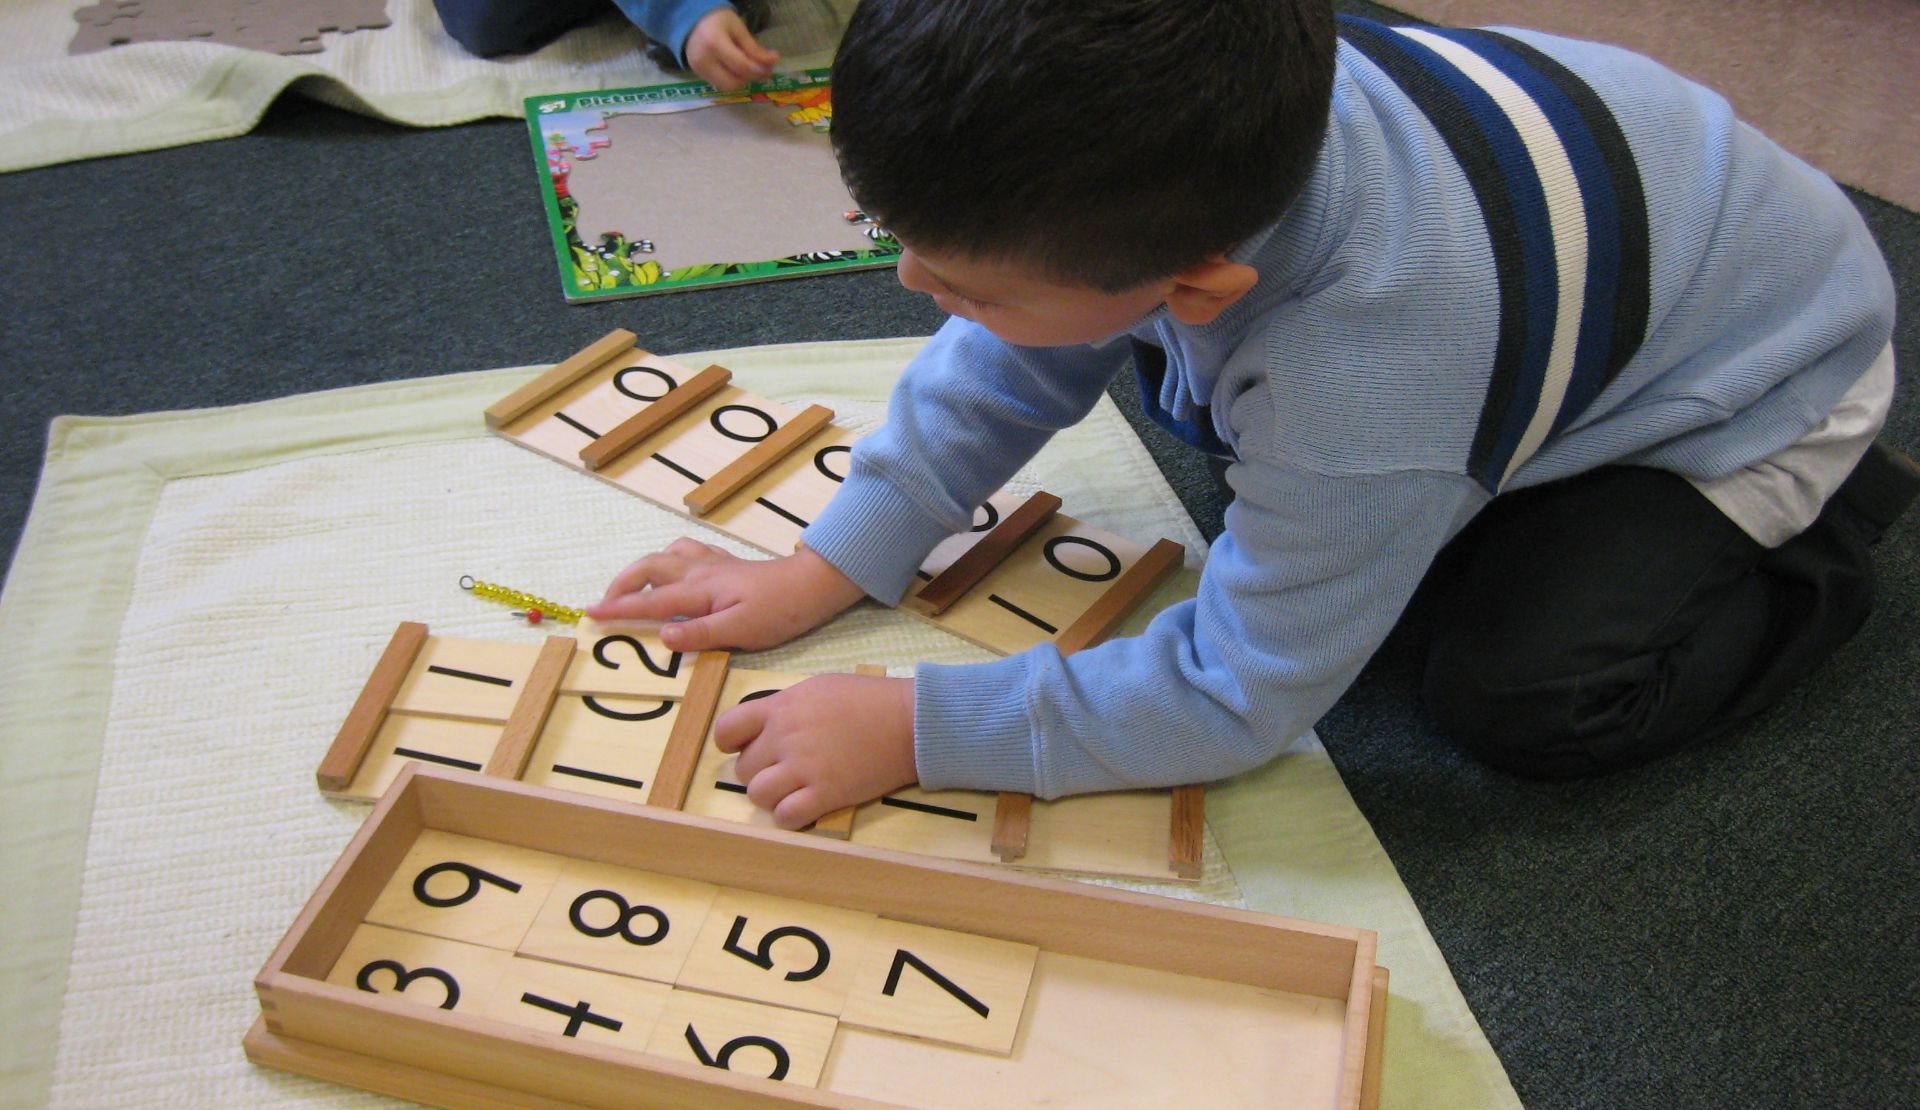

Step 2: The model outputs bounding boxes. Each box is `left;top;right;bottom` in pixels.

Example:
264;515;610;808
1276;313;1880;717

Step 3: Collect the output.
248;766;1387;1107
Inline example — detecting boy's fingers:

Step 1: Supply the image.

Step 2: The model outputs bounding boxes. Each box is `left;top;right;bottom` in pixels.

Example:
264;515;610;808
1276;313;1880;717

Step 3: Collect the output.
744;760;803;815
600;539;710;600
741;37;779;68
658;614;715;652
730;25;778;68
772;785;828;831
598;556;661;603
659;602;777;652
712;697;770;755
586;581;714;623
712;49;759;88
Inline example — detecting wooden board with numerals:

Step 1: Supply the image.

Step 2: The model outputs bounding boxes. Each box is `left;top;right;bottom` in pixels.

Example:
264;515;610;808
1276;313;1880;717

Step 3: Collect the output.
484;329;1186;659
317;619;1203;882
249;767;1387;1108
476;332;1206;878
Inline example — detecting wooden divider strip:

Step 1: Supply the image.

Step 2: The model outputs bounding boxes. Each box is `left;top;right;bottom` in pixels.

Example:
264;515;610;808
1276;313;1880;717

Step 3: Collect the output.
1169;784;1206;880
316;621;429;793
645;650;732;810
484;329;637;429
483;636;576;781
684;403;835;516
1053;537;1184;655
908;491;1063;617
990;791;1033;861
578;364;732;472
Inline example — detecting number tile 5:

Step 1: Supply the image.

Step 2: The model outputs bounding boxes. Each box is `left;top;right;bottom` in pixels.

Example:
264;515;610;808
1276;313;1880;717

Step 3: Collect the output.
674;889;877;1016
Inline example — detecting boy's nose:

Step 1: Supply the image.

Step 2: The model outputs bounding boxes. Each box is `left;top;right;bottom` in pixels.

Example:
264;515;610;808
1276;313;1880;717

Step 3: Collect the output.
895;249;937;295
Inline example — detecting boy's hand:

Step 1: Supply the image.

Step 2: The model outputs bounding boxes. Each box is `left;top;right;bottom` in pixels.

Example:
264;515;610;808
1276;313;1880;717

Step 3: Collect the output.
716;674;917;829
586;539;865;653
684;7;780;91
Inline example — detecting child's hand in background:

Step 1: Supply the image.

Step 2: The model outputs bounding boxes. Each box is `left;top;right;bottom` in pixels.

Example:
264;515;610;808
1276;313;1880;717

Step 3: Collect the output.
586;539;864;653
716;673;917;828
684;6;779;91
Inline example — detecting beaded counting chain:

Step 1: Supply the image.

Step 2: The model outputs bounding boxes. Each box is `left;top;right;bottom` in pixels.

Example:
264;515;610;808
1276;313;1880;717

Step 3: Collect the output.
461;575;585;625
479;330;1205;874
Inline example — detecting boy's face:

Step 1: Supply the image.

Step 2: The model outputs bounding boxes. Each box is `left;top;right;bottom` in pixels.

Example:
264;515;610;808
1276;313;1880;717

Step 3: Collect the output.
896;244;1168;348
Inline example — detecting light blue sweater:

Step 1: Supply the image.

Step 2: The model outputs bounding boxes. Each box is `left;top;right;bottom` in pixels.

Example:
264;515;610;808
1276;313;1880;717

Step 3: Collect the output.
800;24;1896;799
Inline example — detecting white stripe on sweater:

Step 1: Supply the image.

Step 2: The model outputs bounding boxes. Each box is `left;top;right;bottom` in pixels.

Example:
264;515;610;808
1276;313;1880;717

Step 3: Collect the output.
1399;27;1589;488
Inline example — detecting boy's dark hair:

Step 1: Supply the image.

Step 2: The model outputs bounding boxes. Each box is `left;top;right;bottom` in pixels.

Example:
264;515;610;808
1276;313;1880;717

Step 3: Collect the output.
830;0;1337;291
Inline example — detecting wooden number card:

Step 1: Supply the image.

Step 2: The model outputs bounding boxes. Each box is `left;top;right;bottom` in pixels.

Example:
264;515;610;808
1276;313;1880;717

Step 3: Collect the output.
365;830;566;949
839;918;1039;1055
518;858;719;985
676;889;878;1016
250;768;1388;1107
646;989;840;1088
324;924;511;1016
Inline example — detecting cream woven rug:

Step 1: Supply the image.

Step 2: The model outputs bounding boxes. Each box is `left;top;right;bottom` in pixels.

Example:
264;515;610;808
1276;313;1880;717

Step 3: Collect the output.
1;338;1518;1106
0;0;855;173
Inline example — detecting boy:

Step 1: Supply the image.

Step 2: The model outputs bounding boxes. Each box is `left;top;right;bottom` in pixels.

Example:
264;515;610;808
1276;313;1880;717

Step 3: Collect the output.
434;0;777;90
587;0;1910;828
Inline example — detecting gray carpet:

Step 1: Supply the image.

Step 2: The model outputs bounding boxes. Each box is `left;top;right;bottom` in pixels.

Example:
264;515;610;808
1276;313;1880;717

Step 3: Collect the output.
1;6;1913;1105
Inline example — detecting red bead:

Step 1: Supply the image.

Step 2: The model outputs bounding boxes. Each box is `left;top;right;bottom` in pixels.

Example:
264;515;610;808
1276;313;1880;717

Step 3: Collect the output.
526;609;544;624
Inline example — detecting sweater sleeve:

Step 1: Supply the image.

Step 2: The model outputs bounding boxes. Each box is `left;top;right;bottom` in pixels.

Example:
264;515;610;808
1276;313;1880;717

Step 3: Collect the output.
914;460;1488;797
611;0;731;64
800;317;1133;603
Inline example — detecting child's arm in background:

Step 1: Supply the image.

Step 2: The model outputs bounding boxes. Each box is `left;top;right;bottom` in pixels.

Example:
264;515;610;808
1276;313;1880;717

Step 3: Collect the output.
615;0;778;90
683;5;779;89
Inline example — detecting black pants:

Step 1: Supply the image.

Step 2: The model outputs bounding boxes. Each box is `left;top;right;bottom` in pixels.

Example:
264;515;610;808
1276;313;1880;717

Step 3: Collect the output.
1417;446;1914;779
433;0;611;57
432;0;766;59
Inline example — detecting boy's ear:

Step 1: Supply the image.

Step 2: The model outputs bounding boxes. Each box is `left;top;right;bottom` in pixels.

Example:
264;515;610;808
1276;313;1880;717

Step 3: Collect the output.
1164;257;1259;326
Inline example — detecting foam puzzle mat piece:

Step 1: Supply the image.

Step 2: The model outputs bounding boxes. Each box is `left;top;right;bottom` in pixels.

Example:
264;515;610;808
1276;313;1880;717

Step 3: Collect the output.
69;0;391;56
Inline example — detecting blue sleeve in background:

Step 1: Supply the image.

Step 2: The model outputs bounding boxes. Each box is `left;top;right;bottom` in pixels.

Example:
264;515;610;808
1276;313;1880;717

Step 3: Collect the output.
612;0;733;65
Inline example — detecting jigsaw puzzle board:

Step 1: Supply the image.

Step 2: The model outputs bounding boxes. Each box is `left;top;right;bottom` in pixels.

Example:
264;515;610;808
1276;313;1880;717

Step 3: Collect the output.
249;766;1387;1107
527;71;902;301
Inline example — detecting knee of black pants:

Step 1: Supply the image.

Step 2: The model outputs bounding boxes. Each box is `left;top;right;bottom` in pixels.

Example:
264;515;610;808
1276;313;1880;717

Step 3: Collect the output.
1421;632;1622;780
1422;642;1714;780
1423;511;1880;781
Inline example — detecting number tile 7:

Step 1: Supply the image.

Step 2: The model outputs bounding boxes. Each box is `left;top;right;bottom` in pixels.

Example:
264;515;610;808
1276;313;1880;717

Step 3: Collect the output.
839;917;1039;1055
